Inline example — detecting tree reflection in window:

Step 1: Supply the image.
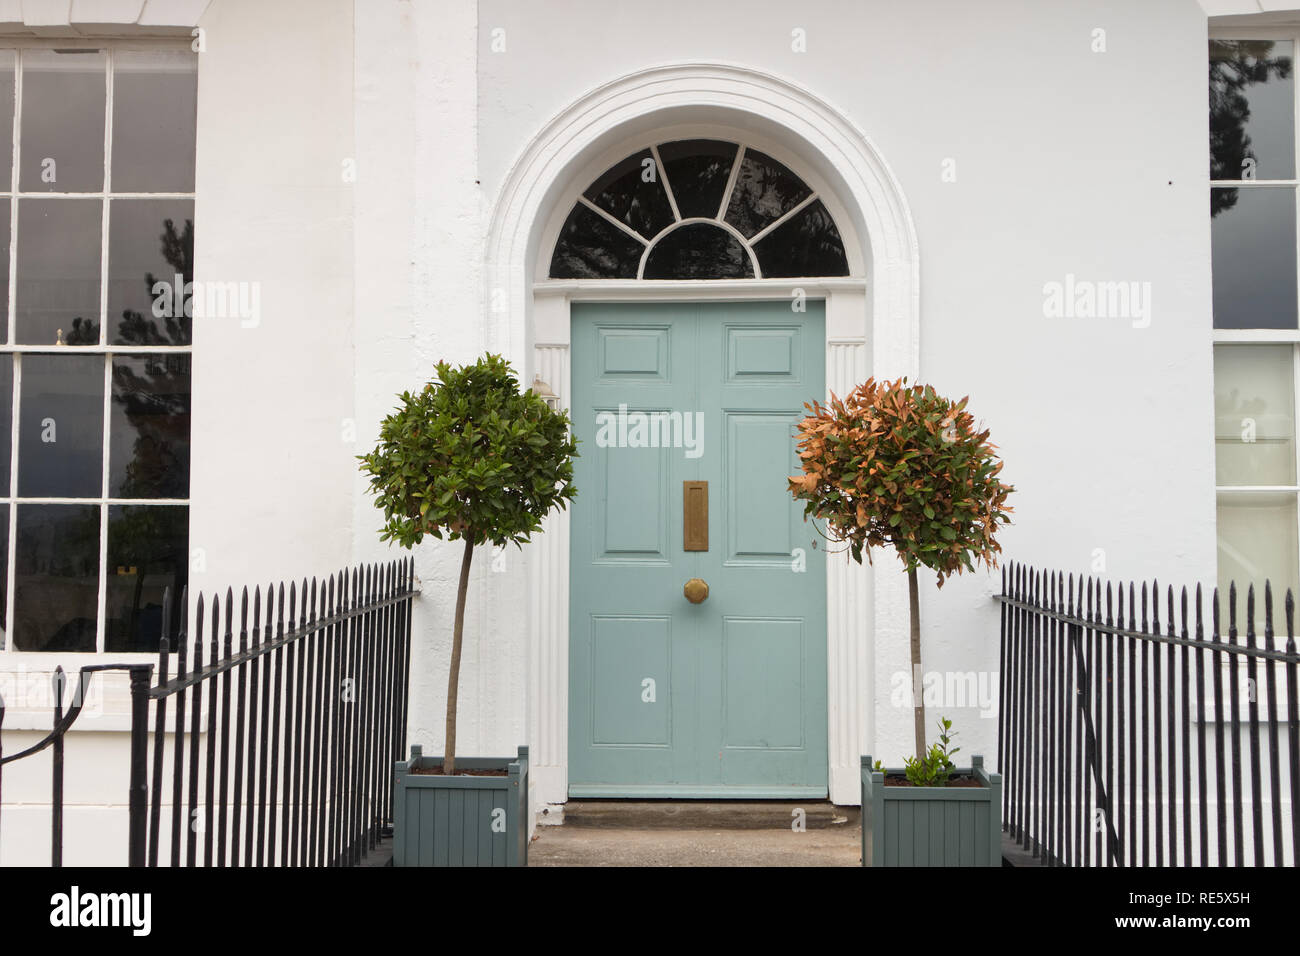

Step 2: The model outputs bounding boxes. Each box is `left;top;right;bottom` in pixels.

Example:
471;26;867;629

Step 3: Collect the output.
549;140;849;279
105;215;191;649
1210;39;1294;218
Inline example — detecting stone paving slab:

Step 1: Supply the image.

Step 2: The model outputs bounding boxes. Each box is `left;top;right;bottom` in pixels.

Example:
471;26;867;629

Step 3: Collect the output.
528;825;862;867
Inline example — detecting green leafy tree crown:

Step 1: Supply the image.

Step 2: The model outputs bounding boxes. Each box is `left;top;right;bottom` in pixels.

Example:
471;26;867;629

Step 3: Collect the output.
787;377;1013;586
359;353;577;550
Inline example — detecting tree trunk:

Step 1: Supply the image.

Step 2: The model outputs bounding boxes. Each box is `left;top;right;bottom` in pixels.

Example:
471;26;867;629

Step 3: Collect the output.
909;565;926;761
444;537;474;775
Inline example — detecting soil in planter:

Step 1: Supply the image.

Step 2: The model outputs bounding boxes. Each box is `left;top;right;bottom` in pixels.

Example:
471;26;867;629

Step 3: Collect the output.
882;774;984;788
411;767;509;777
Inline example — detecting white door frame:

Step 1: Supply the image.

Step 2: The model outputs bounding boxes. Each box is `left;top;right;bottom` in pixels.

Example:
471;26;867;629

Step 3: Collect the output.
485;62;920;809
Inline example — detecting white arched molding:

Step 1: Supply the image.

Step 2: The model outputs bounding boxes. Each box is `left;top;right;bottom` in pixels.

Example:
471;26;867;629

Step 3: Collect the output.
487;63;920;810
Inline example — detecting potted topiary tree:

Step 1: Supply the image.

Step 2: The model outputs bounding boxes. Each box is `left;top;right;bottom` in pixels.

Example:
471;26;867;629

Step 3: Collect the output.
788;377;1013;866
360;353;576;867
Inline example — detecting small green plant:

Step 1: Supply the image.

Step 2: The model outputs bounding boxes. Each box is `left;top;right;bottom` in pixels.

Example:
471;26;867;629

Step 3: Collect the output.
869;718;962;786
902;717;960;787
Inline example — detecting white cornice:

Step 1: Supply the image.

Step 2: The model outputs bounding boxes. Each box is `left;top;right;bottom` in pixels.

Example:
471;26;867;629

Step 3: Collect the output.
0;0;209;36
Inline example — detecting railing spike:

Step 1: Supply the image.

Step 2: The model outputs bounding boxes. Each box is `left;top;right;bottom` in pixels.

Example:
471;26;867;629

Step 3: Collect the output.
1287;590;1296;651
252;585;262;645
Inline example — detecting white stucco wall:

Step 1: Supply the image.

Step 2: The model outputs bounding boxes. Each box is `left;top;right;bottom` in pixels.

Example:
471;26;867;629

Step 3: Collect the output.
1;0;1231;864
2;0;363;866
472;0;1218;770
349;0;519;771
188;0;357;589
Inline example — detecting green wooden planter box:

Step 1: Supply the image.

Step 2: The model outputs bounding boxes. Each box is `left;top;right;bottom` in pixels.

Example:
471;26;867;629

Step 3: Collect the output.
860;753;1002;867
393;744;529;867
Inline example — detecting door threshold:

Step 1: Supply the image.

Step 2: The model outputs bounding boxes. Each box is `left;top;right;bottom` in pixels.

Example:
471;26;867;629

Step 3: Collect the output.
561;798;857;830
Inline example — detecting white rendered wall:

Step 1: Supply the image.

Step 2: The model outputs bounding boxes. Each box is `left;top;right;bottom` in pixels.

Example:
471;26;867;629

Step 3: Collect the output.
188;0;357;592
473;0;1219;771
349;1;529;774
2;0;361;865
1;0;1228;866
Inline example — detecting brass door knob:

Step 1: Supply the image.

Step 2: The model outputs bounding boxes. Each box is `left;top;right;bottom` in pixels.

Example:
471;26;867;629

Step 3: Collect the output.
683;578;709;604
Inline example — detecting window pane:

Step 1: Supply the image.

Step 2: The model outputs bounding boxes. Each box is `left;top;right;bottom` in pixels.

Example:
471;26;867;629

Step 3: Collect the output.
643;222;753;279
109;199;193;345
15;198;102;345
0;504;8;647
110;353;191;498
105;504;187;653
1210;39;1295;182
583;150;675;240
549;203;644;279
20;50;105;193
0;197;10;344
19;354;104;498
0;51;14;184
723;148;812;239
0;354;10;490
658;140;736;220
752;198;849;278
1211;186;1297;329
1217;491;1299;612
1214;344;1296;485
111;51;197;193
12;503;99;651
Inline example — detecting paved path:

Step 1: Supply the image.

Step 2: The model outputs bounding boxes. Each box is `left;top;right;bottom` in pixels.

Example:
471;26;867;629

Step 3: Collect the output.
528;824;862;866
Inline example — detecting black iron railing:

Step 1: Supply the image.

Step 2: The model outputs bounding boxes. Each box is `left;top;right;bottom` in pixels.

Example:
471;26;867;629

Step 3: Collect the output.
0;664;152;866
0;557;415;867
997;561;1299;866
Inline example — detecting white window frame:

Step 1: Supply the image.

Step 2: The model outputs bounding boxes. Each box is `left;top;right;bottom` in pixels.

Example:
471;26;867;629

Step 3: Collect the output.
0;39;195;659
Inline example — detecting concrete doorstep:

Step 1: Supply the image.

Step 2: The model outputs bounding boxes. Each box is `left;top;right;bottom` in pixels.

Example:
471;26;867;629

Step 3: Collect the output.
528;801;863;867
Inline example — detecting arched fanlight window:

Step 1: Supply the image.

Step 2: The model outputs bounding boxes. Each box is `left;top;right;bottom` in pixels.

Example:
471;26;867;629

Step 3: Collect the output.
548;140;850;279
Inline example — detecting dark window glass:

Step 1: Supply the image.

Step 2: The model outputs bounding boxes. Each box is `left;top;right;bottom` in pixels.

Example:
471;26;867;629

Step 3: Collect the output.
110;353;191;499
549;203;645;278
724;148;812;239
0;503;7;647
0;52;14;185
1211;186;1298;329
109;199;193;345
13;503;100;651
16;198;102;345
643;223;753;280
105;504;187;653
583;149;675;240
20;50;105;193
111;52;197;193
752;199;849;278
0;198;10;344
658;139;737;220
549;142;849;280
1210;39;1295;182
0;355;11;489
19;354;105;497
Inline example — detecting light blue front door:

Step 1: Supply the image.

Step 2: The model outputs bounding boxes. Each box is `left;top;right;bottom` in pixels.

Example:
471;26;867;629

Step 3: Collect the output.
569;301;828;797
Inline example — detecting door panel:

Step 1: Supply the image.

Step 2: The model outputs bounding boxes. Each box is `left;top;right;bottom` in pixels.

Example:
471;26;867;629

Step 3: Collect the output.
594;437;670;561
569;300;826;797
725;411;804;563
591;615;672;745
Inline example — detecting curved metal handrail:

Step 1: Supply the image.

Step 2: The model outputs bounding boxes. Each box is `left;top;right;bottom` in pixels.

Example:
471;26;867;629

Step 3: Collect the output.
0;663;148;764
